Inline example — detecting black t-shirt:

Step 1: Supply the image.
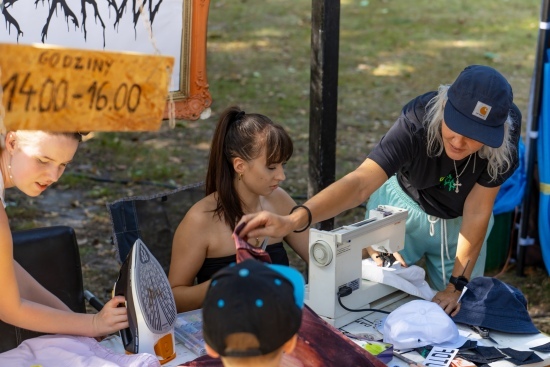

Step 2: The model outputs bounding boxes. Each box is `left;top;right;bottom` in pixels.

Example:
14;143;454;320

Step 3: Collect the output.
368;91;521;219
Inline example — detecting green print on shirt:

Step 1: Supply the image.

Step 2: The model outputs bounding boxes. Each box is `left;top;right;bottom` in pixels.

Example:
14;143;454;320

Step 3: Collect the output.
440;174;456;192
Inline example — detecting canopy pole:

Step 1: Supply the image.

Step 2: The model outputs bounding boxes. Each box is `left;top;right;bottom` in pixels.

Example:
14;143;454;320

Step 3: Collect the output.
309;0;340;230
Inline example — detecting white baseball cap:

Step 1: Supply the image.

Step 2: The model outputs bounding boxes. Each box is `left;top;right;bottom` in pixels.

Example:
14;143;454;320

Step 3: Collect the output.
382;300;468;350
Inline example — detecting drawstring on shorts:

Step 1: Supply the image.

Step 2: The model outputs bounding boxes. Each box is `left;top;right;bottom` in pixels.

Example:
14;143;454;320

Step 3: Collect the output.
428;215;450;289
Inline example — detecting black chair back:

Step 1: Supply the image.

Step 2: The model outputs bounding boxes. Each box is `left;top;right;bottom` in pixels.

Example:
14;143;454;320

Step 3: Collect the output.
107;182;205;273
0;226;85;352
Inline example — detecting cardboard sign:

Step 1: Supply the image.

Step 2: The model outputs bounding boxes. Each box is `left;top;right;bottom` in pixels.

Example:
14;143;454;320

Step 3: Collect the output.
0;43;174;131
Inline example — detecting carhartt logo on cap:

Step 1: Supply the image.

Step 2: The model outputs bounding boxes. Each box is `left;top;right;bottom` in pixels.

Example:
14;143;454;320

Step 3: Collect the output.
472;101;492;120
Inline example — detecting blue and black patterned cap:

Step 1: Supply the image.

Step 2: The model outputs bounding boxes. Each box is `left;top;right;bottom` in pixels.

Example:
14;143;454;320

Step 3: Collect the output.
202;259;304;357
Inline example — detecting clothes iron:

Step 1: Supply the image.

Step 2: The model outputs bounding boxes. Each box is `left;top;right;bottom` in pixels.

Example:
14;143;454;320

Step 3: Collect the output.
113;238;177;364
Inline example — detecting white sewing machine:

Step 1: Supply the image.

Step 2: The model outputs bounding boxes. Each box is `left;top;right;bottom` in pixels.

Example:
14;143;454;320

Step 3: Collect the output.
305;205;409;328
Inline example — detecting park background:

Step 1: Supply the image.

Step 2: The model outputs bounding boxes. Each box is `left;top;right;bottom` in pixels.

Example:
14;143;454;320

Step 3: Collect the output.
6;0;550;332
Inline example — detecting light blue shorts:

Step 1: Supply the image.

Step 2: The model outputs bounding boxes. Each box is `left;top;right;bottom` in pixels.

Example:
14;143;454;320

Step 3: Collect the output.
366;176;493;291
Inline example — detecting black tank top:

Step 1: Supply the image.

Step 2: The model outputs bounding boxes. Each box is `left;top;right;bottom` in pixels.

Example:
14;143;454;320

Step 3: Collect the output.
195;242;289;284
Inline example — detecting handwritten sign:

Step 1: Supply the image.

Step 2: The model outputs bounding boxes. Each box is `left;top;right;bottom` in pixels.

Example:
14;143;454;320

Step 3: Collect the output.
0;43;174;131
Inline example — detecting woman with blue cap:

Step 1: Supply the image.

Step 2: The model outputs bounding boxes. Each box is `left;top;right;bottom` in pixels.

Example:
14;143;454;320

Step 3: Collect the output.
238;65;521;316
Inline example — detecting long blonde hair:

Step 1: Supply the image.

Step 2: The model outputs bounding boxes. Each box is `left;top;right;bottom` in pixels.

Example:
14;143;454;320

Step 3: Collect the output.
424;85;517;181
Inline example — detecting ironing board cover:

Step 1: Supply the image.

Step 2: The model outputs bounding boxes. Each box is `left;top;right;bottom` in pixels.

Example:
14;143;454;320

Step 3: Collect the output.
180;223;385;367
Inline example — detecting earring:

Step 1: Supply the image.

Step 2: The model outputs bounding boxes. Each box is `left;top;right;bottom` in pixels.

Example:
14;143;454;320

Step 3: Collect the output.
7;152;13;179
238;173;242;181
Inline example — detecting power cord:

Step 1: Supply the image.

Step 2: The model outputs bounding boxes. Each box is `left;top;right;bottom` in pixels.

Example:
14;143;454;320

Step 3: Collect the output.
337;286;390;314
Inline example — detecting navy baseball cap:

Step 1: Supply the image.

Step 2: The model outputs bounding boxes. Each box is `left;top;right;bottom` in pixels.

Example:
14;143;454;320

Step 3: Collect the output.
452;277;539;334
202;259;304;357
444;65;513;148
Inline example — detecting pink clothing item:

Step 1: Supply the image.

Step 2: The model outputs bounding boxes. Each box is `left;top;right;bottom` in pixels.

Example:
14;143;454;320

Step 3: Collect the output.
0;335;161;367
233;222;272;264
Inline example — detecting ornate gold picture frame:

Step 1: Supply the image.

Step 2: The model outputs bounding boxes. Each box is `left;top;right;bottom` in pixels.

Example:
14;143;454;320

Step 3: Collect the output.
0;0;212;123
169;0;212;121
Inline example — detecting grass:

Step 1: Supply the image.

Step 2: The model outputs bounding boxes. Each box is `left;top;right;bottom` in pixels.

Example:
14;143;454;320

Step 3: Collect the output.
75;0;540;194
8;0;550;331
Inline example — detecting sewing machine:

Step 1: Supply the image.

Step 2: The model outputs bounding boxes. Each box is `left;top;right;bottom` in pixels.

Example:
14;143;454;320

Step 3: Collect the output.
305;205;409;328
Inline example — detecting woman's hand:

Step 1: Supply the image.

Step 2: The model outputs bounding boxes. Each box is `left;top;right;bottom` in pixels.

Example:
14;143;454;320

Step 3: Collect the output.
432;286;461;316
239;211;295;239
365;247;385;266
365;248;407;267
91;295;129;337
392;252;407;267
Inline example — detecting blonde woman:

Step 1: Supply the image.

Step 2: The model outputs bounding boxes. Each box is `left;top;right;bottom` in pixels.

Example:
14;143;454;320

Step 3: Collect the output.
0;131;128;337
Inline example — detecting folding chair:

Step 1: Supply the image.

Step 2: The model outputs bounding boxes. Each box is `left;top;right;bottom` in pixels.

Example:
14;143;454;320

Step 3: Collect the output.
106;182;205;273
0;226;87;352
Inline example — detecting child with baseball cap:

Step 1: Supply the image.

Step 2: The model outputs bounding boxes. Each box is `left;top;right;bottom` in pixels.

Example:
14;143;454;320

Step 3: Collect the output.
201;259;305;367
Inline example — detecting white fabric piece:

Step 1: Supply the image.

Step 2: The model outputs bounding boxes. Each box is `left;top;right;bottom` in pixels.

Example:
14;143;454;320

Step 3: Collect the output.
382;300;468;350
362;258;436;300
0;335;161;367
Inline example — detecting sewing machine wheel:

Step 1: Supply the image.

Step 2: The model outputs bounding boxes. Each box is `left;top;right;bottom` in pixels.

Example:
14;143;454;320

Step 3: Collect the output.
310;240;333;267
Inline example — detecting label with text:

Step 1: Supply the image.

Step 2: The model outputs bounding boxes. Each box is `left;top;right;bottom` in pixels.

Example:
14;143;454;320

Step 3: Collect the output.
0;43;174;131
423;347;459;367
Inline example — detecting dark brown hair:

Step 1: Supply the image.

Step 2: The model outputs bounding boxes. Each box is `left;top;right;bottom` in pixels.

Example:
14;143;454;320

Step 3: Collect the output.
205;106;293;230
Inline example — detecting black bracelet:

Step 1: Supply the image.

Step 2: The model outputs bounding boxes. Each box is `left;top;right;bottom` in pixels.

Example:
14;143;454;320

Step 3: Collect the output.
289;205;312;233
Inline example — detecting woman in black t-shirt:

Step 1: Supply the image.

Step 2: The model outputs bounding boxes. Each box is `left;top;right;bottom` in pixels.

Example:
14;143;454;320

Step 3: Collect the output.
238;65;520;316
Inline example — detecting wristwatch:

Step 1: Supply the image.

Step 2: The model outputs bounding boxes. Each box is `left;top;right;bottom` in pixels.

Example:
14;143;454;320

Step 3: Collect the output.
449;275;469;291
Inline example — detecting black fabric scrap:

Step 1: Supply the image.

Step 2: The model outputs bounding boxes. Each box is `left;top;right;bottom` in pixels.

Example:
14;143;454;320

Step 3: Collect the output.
505;353;543;366
475;346;506;360
530;341;550;353
456;351;492;365
500;347;544;365
459;340;478;350
499;348;534;362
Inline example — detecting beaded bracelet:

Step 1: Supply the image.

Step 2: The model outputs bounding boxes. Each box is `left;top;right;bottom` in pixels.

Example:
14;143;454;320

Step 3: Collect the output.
289;204;312;233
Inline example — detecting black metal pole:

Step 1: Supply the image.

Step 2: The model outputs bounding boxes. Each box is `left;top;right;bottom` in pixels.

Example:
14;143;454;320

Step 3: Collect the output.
309;0;340;231
517;0;550;276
